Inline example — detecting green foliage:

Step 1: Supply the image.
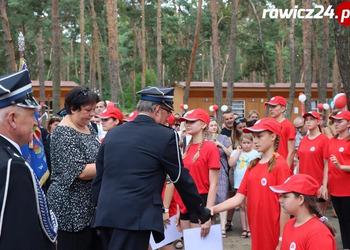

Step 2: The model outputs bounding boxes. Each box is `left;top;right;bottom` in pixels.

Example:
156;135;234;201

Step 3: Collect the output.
0;0;336;99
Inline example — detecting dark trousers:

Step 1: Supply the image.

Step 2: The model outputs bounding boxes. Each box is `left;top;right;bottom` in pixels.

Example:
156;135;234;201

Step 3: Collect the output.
57;227;101;250
331;195;350;249
99;227;151;250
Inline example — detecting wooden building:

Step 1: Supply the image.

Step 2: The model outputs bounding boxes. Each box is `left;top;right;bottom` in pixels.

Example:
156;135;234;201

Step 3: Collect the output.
31;80;78;109
174;82;339;121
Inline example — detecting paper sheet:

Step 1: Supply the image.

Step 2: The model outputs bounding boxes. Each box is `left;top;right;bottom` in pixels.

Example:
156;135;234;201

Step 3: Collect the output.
149;215;183;249
183;224;223;250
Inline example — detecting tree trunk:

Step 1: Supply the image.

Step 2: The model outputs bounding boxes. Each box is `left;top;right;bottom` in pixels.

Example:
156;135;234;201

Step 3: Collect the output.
303;0;312;112
156;0;162;87
319;0;329;104
210;0;223;125
106;0;119;103
332;53;341;97
276;40;283;82
286;0;297;119
248;0;272;106
312;9;319;84
80;0;85;86
141;0;146;88
226;0;238;106
330;0;350;109
132;30;137;107
52;0;61;114
90;0;103;96
183;0;203;105
37;22;46;125
201;46;205;81
0;0;17;72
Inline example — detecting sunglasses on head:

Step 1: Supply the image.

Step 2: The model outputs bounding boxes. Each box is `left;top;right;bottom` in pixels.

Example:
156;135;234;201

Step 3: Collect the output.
234;117;246;125
80;88;91;96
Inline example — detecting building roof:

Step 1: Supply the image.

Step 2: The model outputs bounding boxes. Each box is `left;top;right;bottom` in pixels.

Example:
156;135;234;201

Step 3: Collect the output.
31;80;79;87
177;81;336;88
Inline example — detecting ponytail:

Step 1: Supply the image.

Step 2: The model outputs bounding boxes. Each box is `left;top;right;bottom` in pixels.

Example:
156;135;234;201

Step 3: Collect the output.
293;193;336;236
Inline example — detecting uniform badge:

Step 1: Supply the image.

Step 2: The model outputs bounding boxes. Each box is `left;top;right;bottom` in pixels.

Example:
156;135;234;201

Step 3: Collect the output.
261;178;267;186
339;147;344;152
310;146;315;151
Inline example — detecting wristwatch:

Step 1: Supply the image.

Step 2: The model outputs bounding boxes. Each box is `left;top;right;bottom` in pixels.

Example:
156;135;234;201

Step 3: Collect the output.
163;208;169;213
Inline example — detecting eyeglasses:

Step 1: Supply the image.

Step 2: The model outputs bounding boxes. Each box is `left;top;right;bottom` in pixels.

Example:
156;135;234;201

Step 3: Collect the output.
234;117;246;125
295;125;304;130
160;106;172;117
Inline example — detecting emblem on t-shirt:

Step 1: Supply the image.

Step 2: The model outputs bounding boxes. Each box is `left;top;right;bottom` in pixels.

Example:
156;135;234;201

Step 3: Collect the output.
261;178;267;186
310;146;315;151
339;147;344;152
290;242;296;250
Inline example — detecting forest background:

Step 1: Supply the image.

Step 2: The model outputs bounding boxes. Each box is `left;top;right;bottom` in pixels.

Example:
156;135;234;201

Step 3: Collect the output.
1;0;350;124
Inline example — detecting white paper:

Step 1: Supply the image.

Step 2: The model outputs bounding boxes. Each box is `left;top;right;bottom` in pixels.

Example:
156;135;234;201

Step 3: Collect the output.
149;215;183;249
294;107;299;114
183;224;223;250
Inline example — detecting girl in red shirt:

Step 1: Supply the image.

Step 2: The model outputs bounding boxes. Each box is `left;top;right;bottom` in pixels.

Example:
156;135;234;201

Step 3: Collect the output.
297;111;329;214
176;109;220;235
211;118;290;250
270;174;336;250
327;110;350;250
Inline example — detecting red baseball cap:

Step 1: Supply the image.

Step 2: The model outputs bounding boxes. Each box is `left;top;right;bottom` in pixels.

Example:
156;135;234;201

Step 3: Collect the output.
303;111;321;120
243;117;281;136
179;108;210;125
269;174;319;196
329;110;350;122
124;110;138;122
98;106;123;120
167;113;175;125
264;96;287;106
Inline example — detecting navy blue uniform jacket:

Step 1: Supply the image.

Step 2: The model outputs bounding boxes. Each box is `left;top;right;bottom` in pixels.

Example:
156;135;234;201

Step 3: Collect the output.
92;114;206;243
0;136;55;250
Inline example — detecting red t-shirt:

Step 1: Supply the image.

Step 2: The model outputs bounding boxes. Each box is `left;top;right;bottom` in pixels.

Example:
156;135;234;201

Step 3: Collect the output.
278;119;295;161
328;137;350;196
175;141;220;214
161;183;177;217
238;156;291;250
281;217;336;250
182;141;220;194
297;133;329;185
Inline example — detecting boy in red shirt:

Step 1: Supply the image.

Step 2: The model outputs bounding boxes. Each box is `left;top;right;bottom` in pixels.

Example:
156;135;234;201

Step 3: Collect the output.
265;96;296;170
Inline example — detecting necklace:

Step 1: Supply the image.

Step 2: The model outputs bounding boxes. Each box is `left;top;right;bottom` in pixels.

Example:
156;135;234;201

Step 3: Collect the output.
67;115;90;134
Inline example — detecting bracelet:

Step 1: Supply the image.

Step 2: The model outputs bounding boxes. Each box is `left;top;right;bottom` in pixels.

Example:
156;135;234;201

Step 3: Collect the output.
279;236;282;242
163;208;169;213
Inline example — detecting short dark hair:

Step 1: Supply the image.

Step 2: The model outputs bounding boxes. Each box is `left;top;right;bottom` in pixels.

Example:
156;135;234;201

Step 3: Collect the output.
65;86;99;114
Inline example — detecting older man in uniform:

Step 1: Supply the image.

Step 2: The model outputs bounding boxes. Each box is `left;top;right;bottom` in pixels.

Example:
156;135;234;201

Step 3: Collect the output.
92;86;211;250
0;70;57;249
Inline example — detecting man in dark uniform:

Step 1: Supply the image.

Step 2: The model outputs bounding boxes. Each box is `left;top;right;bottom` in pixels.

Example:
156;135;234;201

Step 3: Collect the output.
0;70;57;249
92;86;211;250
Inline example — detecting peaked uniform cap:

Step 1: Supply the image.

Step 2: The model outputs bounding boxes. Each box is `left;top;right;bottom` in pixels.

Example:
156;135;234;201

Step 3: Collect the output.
264;96;287;107
0;70;39;109
243;117;282;136
137;86;174;111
